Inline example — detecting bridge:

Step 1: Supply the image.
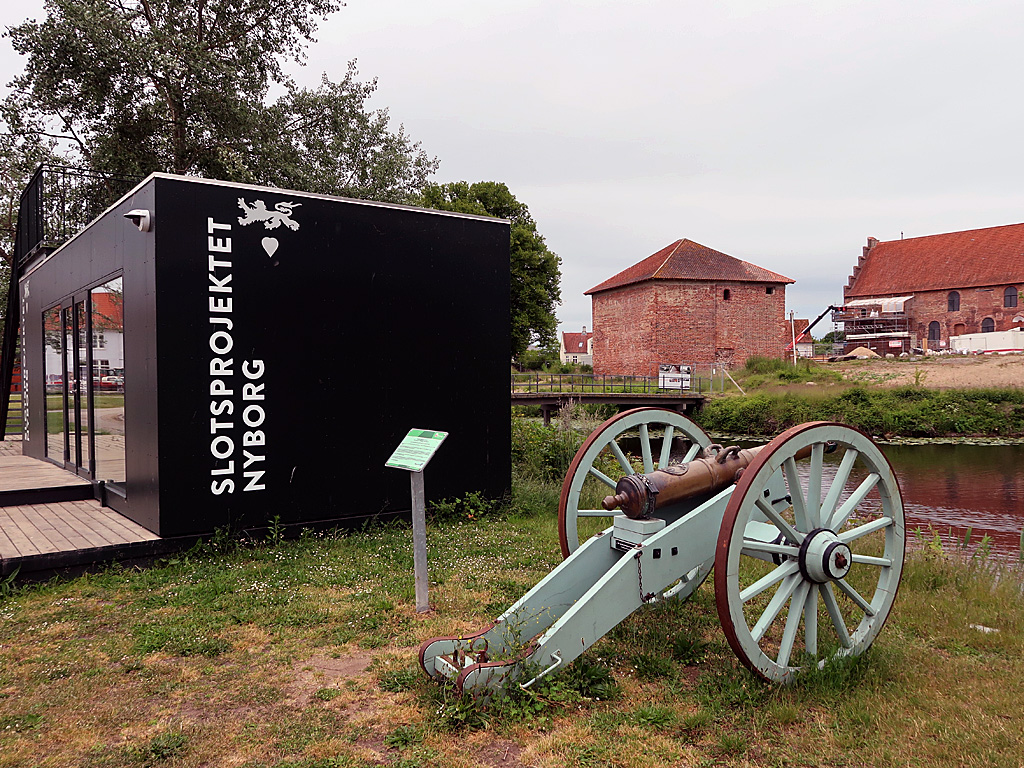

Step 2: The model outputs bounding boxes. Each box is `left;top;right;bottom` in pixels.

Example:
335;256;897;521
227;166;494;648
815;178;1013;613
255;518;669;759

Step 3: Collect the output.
511;374;708;425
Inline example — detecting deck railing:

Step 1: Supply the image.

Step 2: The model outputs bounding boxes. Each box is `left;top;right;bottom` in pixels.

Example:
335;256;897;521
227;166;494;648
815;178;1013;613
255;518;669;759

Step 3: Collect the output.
15;164;142;265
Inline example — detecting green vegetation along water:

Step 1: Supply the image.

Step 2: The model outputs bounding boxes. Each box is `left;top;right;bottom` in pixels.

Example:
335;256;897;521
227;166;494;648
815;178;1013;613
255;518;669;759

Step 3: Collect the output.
695;386;1024;438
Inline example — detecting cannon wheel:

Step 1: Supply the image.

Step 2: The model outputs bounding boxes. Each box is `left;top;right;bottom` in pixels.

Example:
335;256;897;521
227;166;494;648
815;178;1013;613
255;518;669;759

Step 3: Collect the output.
715;422;905;683
558;408;712;559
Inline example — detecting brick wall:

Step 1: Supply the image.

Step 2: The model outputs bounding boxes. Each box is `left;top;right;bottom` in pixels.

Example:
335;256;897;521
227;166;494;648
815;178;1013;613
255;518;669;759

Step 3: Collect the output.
592;280;789;374
910;285;1023;346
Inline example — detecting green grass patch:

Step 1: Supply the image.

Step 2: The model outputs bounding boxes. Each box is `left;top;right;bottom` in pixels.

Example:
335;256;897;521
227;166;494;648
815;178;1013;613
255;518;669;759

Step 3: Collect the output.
0;412;1020;766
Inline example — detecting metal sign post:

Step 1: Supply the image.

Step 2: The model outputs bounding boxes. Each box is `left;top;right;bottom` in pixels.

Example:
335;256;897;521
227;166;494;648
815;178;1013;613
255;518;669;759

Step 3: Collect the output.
385;429;448;613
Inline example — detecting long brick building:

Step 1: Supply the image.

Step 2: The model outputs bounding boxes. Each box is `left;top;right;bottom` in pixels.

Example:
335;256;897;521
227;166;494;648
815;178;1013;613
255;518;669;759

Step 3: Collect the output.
841;224;1024;354
586;239;794;374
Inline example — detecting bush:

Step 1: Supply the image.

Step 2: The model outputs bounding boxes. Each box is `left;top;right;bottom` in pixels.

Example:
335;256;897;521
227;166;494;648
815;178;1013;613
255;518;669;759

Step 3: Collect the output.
696;386;1024;437
428;491;499;523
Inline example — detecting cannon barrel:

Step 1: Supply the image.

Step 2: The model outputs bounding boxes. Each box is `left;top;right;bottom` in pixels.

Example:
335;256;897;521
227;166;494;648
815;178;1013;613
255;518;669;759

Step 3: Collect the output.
603;443;825;519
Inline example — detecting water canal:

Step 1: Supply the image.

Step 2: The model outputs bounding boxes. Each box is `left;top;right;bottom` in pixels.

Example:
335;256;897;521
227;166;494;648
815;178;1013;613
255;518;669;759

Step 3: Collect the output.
882;442;1024;559
736;438;1024;559
616;433;1024;559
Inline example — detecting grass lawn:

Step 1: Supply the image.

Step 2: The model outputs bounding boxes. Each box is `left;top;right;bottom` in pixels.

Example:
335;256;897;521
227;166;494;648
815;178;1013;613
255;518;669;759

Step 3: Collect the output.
46;395;124;411
0;483;1021;768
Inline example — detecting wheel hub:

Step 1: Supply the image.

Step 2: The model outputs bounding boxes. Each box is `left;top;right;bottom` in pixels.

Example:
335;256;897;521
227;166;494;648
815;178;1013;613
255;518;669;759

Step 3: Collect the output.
798;528;852;583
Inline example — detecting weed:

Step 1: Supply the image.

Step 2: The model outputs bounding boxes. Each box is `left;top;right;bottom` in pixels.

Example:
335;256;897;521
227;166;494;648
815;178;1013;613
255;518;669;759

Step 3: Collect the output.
631;705;676;728
384;724;424;750
671;634;710;665
632;652;675;681
0;567;20;600
428;490;499;523
717;731;748;755
560;655;620;701
432;690;490;732
679;709;713;731
313;688;342;701
378;666;422;693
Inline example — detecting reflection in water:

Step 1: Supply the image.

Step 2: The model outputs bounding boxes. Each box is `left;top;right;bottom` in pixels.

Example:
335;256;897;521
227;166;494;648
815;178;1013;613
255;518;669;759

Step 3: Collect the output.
759;441;1024;559
885;443;1024;557
627;435;1024;559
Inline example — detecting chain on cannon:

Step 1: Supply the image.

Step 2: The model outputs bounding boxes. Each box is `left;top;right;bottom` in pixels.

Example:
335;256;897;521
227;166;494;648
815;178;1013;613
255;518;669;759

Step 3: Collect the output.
419;408;905;698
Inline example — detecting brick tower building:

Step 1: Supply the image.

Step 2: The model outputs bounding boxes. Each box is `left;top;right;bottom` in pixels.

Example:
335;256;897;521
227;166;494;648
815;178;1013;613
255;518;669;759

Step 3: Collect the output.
586;239;794;374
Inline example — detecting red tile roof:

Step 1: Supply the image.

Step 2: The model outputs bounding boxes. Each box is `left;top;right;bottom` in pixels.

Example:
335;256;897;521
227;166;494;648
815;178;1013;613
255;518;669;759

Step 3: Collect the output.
586;239;794;295
91;291;123;330
784;318;811;350
562;331;592;352
846;223;1024;298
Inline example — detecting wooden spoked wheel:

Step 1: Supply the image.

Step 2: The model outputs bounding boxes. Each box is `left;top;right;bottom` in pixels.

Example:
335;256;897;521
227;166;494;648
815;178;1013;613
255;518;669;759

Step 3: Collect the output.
714;422;905;683
558;408;712;559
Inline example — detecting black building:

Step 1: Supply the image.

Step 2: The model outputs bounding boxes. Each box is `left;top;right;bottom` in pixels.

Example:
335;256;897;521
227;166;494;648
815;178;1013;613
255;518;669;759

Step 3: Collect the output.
16;173;511;537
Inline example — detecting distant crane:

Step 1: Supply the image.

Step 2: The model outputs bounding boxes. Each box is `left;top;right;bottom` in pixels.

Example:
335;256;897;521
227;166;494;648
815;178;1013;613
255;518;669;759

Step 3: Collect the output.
789;305;842;362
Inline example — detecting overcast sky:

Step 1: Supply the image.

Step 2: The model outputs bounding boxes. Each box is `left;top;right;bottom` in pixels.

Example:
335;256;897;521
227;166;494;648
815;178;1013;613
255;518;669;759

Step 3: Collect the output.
5;1;1024;338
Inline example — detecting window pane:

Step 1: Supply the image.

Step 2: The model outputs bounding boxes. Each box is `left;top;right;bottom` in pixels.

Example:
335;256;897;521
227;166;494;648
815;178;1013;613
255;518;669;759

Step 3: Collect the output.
43;308;64;461
77;301;91;472
91;278;125;487
947;291;960;311
1005;287;1018;308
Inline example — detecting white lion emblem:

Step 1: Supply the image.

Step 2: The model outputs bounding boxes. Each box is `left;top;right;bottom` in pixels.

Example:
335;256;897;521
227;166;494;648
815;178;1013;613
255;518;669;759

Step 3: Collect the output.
237;198;301;231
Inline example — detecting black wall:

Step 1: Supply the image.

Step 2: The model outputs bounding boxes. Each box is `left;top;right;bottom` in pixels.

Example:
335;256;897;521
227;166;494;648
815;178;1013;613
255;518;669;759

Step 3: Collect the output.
152;177;510;536
23;175;511;538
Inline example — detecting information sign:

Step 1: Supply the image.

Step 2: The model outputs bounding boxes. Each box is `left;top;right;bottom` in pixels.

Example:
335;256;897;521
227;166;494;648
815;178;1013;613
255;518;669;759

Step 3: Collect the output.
385;429;449;472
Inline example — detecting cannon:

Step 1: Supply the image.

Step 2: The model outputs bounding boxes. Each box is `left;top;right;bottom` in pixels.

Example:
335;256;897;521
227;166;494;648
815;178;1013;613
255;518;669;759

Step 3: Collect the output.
419;408;905;696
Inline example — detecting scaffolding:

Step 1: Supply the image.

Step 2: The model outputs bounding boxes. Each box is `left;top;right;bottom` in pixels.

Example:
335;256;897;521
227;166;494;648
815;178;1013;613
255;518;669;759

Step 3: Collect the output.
832;296;916;354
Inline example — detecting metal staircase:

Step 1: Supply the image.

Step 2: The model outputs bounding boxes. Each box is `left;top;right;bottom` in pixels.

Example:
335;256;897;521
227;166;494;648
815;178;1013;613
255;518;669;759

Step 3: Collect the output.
0;165;140;439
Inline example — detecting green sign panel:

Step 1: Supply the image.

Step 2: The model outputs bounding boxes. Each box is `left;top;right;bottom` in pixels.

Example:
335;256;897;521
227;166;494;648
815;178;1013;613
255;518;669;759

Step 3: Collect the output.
385;429;449;472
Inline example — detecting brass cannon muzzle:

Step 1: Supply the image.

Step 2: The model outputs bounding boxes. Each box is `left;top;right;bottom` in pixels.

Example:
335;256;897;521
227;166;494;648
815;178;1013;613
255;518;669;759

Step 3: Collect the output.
602;442;830;519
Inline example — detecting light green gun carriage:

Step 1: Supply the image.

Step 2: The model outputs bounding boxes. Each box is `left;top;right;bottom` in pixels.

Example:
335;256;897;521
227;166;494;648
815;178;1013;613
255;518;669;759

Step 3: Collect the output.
420;408;905;696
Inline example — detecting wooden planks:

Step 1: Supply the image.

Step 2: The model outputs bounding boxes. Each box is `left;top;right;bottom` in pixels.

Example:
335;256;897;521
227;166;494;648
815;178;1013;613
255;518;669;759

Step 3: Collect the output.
0;455;91;492
0;499;159;560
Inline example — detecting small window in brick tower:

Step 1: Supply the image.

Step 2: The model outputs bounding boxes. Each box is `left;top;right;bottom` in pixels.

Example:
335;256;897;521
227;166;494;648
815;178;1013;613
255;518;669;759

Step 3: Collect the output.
723;289;731;301
766;286;774;295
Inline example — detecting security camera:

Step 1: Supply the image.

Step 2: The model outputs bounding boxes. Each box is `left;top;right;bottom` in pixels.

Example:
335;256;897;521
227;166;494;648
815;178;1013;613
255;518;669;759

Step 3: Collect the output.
124;208;152;232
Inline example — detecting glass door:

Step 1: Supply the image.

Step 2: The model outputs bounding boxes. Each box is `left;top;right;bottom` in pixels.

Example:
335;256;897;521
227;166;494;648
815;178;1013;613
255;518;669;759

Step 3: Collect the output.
75;299;92;477
50;279;125;490
60;296;94;479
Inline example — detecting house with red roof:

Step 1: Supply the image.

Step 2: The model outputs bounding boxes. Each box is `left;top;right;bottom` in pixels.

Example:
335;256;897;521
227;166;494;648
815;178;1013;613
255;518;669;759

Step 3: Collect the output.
560;326;593;366
840;225;1024;354
586;239;794;374
784;318;814;359
43;284;125;392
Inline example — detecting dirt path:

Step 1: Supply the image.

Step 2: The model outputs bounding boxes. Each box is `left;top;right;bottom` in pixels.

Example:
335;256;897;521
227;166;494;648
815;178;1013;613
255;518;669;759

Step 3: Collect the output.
833;353;1024;389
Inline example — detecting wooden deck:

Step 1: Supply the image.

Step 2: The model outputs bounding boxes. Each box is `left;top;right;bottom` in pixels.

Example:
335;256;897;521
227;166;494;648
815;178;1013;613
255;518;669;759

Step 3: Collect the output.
0;442;180;577
0;454;91;492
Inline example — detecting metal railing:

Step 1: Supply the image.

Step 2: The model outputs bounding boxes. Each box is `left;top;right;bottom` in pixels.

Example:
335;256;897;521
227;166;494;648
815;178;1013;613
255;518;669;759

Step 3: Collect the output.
511;372;724;395
15;164;142;265
1;164;142;439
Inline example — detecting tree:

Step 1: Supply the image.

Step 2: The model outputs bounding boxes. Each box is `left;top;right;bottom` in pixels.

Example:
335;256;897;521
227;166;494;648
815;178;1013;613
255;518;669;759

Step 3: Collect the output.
418;181;562;360
819;330;846;344
1;0;437;199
